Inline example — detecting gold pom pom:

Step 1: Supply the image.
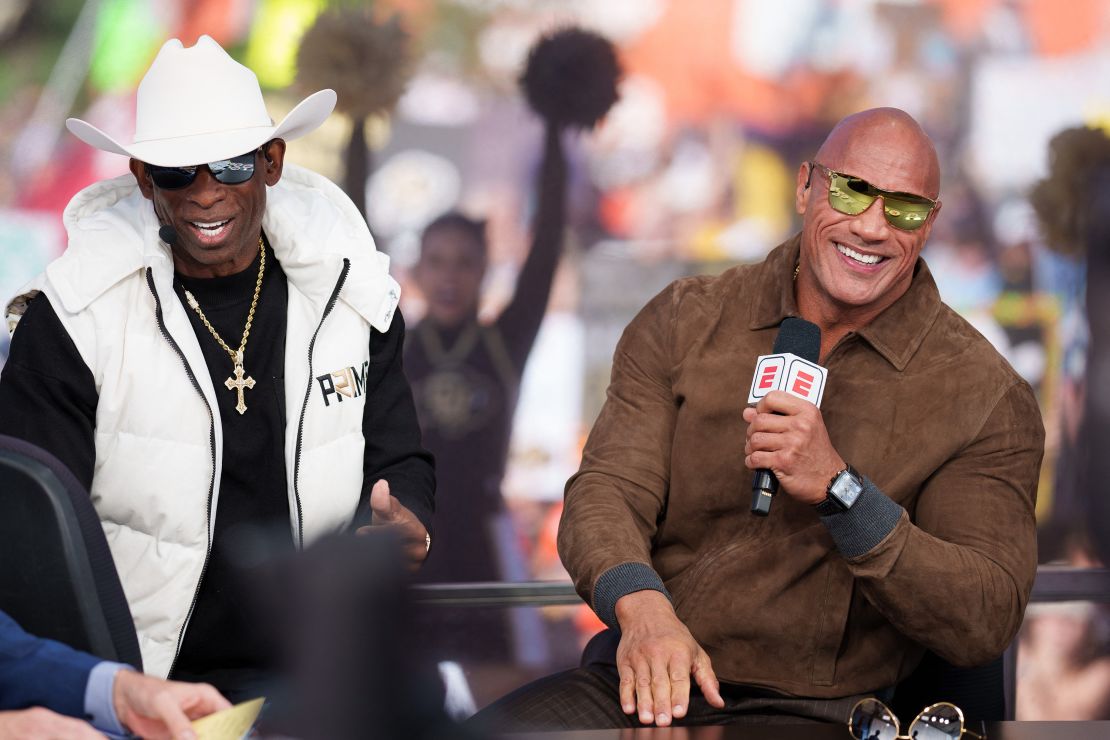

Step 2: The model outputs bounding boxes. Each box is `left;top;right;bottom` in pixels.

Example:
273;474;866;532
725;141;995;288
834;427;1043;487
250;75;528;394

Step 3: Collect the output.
296;8;414;121
1031;126;1110;256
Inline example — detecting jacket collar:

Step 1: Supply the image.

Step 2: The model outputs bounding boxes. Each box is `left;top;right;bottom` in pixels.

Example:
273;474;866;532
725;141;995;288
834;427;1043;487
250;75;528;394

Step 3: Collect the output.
262;164;398;332
51;175;165;314
747;233;943;371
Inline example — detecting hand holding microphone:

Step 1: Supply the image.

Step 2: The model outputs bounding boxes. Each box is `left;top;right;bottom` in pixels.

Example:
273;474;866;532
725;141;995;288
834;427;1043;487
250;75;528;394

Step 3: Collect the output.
746;318;844;513
743;392;845;507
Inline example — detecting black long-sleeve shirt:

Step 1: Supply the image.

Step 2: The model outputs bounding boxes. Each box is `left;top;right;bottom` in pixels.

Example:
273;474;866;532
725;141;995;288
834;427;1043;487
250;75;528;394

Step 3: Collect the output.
0;244;434;696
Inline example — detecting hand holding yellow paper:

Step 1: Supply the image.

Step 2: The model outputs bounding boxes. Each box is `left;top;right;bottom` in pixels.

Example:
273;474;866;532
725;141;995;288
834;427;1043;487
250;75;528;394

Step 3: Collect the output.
189;697;265;740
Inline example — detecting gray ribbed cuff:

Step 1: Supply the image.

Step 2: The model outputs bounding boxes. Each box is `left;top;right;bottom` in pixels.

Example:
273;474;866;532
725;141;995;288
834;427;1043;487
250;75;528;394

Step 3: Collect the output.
819;476;903;558
592;562;671;629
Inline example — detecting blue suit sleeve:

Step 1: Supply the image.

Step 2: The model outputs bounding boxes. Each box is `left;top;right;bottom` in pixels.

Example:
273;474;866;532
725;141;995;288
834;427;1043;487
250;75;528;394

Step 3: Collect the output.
0;609;100;716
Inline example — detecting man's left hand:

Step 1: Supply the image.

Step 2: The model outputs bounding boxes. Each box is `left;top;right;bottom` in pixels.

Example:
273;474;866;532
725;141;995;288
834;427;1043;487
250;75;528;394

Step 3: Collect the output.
356;479;430;569
742;390;845;505
112;669;229;740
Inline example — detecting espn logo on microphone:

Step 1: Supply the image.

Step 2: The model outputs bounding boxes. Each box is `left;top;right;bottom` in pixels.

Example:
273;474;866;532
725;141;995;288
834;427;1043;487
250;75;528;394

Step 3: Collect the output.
747;353;827;407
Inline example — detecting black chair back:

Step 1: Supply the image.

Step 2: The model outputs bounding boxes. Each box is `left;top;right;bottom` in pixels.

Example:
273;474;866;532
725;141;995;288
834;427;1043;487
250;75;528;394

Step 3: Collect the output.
0;435;142;669
890;650;1005;725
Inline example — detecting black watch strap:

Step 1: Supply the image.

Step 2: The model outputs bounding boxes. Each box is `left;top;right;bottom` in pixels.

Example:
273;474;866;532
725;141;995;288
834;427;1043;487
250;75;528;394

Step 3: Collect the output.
814;495;845;517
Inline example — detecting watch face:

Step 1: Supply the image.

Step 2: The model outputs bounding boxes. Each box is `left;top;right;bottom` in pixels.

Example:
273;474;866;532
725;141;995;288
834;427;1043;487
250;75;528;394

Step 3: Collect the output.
830;470;863;509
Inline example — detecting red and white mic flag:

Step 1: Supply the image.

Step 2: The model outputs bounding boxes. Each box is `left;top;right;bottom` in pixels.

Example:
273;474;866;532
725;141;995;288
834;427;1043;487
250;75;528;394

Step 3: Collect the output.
747;353;827;408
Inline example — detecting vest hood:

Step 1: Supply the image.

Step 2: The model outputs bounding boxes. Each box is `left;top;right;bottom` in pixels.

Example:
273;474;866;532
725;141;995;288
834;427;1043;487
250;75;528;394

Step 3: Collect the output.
26;163;398;332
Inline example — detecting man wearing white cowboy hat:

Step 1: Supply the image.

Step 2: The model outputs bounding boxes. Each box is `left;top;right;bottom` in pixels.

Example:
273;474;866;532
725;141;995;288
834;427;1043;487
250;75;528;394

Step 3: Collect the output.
0;36;435;698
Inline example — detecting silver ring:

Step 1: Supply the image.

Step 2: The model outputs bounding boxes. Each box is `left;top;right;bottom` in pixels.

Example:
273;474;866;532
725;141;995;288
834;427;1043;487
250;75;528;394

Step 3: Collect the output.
425;533;431;553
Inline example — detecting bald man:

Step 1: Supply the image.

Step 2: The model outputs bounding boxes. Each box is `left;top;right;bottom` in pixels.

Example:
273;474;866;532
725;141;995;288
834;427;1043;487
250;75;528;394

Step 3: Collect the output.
474;108;1044;730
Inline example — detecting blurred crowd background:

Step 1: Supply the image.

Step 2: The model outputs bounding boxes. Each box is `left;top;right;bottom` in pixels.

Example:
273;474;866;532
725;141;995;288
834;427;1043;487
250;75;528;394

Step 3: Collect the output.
2;0;1109;720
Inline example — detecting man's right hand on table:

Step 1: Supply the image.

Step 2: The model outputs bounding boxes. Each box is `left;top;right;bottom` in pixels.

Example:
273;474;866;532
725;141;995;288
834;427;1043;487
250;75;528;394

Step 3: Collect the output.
614;589;725;727
0;707;103;739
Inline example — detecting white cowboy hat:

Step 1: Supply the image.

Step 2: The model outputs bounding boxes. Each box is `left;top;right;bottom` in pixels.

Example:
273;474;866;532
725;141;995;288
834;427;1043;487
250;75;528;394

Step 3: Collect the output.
66;35;336;167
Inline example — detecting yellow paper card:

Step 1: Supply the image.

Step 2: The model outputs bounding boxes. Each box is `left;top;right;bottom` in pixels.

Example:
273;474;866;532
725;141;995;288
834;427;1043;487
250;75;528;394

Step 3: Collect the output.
190;697;265;740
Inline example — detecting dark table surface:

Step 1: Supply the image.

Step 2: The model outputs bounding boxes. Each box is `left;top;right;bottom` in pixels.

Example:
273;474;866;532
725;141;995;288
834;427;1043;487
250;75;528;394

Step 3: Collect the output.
499;721;1110;739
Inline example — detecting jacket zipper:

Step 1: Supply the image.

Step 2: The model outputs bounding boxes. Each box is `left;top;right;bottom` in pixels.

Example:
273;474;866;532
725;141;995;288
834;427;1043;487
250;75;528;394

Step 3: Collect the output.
291;259;350;548
146;269;218;678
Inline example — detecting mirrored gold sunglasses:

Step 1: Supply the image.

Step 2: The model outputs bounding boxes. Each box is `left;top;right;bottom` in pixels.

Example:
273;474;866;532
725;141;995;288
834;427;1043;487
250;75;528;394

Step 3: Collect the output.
848;697;986;740
809;161;938;232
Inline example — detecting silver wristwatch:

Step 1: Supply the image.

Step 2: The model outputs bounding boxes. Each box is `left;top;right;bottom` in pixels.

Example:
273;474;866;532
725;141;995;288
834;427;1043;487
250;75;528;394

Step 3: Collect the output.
815;465;863;516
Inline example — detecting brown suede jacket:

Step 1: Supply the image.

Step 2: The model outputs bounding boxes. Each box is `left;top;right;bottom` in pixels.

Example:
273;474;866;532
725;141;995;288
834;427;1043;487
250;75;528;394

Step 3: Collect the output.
558;235;1044;698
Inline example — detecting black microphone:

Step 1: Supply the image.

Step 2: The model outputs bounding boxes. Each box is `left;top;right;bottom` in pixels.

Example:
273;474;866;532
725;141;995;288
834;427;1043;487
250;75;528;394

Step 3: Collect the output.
750;317;822;516
158;224;178;246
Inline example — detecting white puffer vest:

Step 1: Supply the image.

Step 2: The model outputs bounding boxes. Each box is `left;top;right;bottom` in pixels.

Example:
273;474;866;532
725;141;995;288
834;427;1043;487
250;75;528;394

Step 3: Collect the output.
7;164;400;678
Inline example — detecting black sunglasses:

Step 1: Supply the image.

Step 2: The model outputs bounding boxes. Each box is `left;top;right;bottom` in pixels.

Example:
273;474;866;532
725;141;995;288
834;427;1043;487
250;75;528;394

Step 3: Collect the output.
146;147;263;190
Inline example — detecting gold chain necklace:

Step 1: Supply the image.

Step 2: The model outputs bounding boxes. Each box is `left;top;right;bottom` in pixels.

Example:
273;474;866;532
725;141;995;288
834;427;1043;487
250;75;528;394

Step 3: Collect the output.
182;237;266;415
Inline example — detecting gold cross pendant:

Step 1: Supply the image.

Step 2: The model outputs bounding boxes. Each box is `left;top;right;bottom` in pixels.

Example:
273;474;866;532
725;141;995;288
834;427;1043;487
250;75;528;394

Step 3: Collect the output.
224;351;256;415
